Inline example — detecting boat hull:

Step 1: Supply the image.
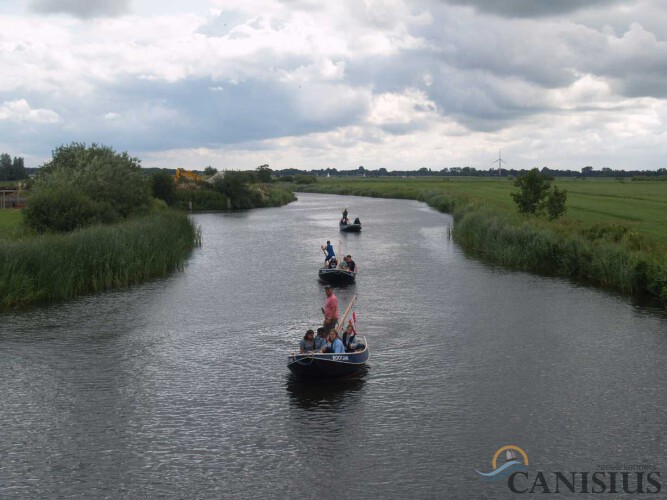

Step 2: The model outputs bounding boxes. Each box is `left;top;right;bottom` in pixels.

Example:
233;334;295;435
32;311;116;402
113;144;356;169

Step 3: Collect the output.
318;268;356;285
288;340;369;380
339;223;361;232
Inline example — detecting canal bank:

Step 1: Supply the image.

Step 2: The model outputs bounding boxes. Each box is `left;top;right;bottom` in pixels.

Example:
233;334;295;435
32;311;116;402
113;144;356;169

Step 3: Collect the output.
297;180;667;304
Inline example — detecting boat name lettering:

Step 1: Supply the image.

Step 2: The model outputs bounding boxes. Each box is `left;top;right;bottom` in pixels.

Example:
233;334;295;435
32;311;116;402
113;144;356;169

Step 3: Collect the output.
332;355;349;361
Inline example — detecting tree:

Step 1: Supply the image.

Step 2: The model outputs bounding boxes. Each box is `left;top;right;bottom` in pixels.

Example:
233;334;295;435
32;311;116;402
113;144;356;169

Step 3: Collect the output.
25;142;151;232
0;153;11;180
511;168;567;219
11;156;26;180
212;170;258;209
545;186;567;220
204;166;218;176
255;164;272;183
151;172;176;205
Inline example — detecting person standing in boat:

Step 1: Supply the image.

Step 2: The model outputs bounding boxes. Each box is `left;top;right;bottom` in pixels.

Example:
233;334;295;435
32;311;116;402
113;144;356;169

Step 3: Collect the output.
322;240;335;267
342;208;348;223
321;284;339;331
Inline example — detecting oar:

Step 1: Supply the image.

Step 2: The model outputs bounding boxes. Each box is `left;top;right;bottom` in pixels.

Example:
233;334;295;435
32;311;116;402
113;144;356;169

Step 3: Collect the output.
337;240;342;268
336;294;357;335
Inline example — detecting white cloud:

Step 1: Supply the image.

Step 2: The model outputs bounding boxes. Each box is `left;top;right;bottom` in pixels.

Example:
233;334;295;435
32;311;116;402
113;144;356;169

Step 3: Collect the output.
0;99;60;124
1;0;667;170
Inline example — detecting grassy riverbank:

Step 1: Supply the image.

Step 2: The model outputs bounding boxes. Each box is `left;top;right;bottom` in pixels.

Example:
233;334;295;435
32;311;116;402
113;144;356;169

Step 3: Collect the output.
0;210;200;310
298;177;667;301
172;183;296;211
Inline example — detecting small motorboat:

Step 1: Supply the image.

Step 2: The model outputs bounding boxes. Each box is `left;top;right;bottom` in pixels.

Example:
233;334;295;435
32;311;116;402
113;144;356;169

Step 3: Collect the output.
319;241;357;284
339;221;361;232
288;295;368;380
318;267;356;285
287;338;369;380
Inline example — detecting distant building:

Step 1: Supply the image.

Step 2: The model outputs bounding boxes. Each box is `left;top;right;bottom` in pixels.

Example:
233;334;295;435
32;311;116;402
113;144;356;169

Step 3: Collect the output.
206;171;226;184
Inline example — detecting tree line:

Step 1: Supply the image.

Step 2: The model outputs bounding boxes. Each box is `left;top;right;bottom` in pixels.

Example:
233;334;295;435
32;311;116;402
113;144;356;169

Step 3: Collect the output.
0;153;27;181
272;165;667;178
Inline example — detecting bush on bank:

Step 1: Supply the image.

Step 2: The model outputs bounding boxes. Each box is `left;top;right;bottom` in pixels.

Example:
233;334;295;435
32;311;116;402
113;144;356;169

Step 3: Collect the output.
298;183;667;301
173;183;295;211
25;143;151;233
0;210;200;310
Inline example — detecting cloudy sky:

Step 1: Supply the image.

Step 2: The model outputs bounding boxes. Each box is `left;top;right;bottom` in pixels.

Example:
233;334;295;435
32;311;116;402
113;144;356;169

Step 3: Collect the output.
1;0;667;171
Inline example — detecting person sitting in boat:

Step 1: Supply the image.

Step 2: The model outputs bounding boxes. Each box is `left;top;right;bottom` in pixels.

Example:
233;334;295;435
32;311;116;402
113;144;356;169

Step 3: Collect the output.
345;255;356;272
353;217;360;225
314;327;328;351
328;257;338;269
322;240;335;267
299;329;316;353
322;329;345;354
342;320;365;351
342;323;356;349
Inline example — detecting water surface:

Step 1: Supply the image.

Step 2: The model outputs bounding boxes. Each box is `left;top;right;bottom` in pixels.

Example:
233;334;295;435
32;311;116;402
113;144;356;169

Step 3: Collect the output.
1;193;666;498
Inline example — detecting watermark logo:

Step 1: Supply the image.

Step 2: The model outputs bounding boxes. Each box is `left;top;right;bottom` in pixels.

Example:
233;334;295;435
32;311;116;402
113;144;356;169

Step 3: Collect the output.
474;446;662;494
475;445;528;482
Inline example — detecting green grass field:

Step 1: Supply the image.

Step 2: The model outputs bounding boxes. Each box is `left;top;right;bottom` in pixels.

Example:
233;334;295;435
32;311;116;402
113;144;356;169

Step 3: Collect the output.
299;176;667;300
0;209;24;238
309;177;667;246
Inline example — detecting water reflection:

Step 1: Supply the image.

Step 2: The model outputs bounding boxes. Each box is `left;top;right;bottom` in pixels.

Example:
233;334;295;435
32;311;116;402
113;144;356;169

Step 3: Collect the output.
285;374;367;411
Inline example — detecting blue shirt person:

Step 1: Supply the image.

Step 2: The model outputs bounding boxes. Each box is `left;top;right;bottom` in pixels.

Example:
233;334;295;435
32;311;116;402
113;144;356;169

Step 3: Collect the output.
322;240;335;266
314;328;328;351
324;330;345;353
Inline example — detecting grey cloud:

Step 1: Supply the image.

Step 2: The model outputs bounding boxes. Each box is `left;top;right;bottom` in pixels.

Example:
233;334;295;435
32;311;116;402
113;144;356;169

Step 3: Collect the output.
443;0;627;18
8;77;370;159
29;0;130;19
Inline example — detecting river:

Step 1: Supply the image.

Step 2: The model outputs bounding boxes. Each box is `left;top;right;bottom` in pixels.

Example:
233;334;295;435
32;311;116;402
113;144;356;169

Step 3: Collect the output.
1;193;666;498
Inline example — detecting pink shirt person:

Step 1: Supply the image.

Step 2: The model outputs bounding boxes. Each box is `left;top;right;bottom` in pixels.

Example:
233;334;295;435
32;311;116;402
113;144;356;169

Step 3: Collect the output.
322;285;339;329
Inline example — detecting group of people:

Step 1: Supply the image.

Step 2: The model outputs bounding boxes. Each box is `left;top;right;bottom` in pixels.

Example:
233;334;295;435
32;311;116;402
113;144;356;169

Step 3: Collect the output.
340;207;360;226
299;284;364;354
321;240;356;272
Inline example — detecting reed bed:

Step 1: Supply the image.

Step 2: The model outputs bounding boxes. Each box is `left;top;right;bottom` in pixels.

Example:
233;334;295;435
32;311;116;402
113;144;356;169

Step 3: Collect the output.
0;210;200;310
299;181;667;301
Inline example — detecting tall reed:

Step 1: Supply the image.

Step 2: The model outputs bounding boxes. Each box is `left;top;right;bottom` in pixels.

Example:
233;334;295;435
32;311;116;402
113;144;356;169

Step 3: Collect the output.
0;210;200;310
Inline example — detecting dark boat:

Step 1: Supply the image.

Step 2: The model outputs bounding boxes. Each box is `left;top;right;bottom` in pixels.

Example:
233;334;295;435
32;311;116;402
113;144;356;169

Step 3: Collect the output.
318;267;356;285
339;221;361;232
288;337;369;380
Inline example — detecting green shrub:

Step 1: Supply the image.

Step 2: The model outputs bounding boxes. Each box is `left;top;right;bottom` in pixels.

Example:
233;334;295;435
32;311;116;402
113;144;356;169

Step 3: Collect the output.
211;171;259;209
23;184;117;232
24;142;151;232
294;174;317;184
173;188;229;210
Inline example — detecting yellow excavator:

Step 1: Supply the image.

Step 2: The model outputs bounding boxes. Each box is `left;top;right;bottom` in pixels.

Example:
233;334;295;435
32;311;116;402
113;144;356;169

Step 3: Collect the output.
174;168;202;183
